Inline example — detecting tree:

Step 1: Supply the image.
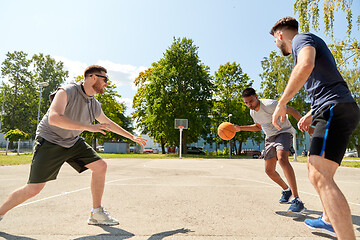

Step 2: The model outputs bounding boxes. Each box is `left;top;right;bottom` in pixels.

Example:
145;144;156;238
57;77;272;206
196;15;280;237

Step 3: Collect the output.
4;129;30;141
0;52;68;137
133;37;213;153
344;67;360;154
294;0;360;68
32;53;69;119
1;51;33;133
212;62;259;154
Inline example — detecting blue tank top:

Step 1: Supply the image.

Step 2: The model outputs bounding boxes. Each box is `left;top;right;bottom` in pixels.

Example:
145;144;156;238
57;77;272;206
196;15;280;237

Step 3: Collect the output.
292;33;354;114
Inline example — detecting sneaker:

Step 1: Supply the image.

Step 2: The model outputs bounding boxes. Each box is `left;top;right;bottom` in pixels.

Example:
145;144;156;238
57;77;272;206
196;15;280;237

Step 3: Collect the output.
304;216;336;237
287;197;304;213
279;189;292;204
87;207;119;225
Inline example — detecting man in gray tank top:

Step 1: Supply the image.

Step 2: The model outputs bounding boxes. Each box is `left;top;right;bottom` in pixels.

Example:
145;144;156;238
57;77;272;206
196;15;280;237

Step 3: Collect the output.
0;65;147;225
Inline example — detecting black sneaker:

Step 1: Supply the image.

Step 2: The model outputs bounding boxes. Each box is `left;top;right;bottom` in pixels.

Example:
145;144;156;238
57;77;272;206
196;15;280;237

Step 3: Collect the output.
279;189;292;204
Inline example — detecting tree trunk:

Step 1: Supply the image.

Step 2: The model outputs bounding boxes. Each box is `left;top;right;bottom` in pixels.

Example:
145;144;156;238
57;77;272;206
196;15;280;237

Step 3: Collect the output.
233;141;238;155
92;138;96;150
356;145;360;158
161;136;166;154
238;141;243;155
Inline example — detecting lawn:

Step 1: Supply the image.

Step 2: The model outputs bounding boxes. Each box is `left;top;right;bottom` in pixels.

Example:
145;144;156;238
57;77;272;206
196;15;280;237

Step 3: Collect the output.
0;153;359;168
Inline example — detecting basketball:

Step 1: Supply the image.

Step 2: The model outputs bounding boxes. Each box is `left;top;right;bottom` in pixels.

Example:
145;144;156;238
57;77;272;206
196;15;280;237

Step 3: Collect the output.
217;122;236;140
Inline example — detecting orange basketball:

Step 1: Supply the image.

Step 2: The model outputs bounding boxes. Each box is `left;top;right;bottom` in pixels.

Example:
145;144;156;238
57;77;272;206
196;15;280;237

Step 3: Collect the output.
217;122;236;140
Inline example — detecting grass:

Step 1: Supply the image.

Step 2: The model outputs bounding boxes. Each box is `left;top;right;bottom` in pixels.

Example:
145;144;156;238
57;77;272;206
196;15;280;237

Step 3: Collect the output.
289;156;360;168
0;153;33;166
0;152;359;168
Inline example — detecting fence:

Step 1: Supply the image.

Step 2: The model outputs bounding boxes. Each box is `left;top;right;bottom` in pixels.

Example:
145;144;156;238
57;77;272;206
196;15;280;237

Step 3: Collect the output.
0;139;33;155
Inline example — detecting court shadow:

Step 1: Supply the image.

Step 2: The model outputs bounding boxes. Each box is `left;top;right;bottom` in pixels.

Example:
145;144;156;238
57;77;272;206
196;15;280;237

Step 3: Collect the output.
0;232;37;240
147;228;194;240
73;226;134;240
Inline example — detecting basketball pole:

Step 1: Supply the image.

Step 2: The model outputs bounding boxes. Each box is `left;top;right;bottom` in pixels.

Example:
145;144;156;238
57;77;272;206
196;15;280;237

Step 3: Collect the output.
179;126;183;159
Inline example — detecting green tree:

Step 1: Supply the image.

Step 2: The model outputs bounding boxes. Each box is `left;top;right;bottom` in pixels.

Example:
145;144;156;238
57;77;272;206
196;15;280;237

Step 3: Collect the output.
133;37;213;153
4;129;30;141
32;53;69;120
294;0;360;68
344;67;360;154
212;62;259;154
1;51;33;133
0;52;68;137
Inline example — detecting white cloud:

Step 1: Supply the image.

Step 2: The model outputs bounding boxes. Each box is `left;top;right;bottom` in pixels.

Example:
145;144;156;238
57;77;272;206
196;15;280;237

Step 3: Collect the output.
116;96;134;112
53;56;87;82
97;60;147;90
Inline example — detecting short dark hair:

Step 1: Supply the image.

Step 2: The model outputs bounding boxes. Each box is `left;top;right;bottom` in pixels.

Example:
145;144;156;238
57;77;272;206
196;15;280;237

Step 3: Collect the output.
242;87;256;97
270;16;298;36
84;65;107;78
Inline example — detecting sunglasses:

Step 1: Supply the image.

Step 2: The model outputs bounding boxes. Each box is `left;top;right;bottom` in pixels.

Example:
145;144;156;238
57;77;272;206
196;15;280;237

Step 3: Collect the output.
94;74;108;83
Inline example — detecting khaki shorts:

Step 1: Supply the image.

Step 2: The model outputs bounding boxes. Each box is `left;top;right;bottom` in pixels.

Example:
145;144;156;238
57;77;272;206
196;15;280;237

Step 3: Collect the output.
28;136;102;183
264;132;295;160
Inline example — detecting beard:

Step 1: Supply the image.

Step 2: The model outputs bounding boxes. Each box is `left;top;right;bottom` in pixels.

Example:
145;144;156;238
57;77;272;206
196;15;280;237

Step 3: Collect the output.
92;80;105;94
279;42;290;56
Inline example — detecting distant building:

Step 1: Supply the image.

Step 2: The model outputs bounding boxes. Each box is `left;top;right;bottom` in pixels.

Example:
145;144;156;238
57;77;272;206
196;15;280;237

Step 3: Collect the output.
104;141;129;154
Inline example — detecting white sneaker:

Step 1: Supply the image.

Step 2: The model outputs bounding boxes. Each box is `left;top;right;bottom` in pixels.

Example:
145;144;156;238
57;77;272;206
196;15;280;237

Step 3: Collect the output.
87;207;119;225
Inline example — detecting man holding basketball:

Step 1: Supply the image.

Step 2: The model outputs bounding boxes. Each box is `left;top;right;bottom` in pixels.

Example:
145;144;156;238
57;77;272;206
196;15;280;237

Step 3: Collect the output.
270;16;359;238
234;87;309;213
0;65;147;225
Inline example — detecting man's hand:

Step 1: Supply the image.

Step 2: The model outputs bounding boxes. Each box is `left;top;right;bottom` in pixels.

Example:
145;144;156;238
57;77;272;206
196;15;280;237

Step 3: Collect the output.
132;136;147;146
85;123;111;135
272;103;287;130
297;113;313;133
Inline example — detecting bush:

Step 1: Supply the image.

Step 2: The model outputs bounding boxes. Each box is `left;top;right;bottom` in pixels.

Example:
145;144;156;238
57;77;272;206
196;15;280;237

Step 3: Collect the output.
4;129;30;142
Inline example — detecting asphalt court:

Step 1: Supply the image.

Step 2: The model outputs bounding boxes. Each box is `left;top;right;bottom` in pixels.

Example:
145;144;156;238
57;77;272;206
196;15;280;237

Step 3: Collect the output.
0;158;359;239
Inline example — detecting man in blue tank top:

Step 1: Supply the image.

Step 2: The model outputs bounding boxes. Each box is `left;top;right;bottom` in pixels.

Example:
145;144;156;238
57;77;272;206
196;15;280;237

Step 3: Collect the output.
270;17;359;239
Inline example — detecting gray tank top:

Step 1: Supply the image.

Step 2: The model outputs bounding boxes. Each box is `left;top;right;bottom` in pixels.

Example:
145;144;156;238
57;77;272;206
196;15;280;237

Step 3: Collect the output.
36;82;102;148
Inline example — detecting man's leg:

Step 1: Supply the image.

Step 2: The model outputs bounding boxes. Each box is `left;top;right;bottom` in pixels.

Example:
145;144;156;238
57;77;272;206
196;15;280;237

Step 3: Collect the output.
85;159;119;225
264;157;288;190
277;150;299;198
0;183;46;216
308;155;355;239
85;159;107;209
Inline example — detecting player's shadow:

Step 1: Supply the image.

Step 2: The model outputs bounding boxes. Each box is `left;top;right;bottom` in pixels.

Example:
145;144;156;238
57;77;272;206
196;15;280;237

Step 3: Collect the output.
72;226;193;240
147;228;193;240
276;208;360;239
0;232;37;240
73;226;134;240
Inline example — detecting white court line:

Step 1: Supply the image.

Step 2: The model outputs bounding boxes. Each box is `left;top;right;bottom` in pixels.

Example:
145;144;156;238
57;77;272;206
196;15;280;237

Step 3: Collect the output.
14;177;152;209
13;175;360;209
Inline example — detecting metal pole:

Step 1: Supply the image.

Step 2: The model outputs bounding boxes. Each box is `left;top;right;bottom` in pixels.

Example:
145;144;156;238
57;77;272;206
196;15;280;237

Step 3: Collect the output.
0;89;5;131
179;128;183;159
293;128;297;161
228;114;232;159
17;139;20;155
36;86;42;127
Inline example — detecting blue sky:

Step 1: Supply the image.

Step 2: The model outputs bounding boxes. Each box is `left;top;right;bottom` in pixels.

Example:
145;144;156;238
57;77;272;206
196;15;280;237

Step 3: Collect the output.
1;0;359;115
